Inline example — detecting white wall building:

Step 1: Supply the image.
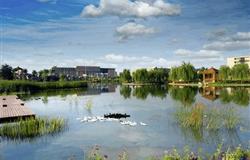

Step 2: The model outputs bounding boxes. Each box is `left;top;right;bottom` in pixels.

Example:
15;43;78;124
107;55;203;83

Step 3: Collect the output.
227;56;250;68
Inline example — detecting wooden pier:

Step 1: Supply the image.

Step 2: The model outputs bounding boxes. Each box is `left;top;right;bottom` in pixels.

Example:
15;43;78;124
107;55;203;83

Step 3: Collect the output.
0;95;35;122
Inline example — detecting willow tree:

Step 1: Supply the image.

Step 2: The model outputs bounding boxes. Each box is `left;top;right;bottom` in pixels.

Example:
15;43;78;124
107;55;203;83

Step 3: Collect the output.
119;69;132;83
179;62;197;83
231;64;249;82
219;65;231;82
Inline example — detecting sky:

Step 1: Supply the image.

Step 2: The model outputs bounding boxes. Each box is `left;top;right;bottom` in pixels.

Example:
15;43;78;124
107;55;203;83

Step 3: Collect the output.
0;0;250;72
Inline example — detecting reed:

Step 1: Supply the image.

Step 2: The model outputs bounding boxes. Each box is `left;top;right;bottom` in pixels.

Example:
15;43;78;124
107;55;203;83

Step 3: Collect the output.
175;103;240;131
0;117;66;140
0;80;87;93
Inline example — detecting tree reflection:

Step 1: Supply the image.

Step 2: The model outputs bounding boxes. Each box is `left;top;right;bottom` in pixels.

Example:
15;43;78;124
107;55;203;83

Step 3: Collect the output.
219;88;250;106
169;86;198;106
119;86;132;99
232;88;250;106
131;85;168;100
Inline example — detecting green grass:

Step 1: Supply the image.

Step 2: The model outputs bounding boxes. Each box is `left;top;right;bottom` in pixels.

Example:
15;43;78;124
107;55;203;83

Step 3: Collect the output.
0;117;66;140
175;103;240;131
0;80;87;93
84;145;250;160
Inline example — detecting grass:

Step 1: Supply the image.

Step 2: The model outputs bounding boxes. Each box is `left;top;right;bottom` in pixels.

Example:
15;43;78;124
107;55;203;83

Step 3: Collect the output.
0;80;88;93
84;145;250;160
0;117;66;140
175;103;240;131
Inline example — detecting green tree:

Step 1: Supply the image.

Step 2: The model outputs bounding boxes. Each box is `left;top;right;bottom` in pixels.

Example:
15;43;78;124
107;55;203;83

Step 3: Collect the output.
0;64;13;80
119;69;132;83
179;62;197;82
132;69;148;83
169;67;179;82
219;65;231;82
170;62;197;83
32;70;38;78
39;69;50;81
59;74;67;81
231;64;249;82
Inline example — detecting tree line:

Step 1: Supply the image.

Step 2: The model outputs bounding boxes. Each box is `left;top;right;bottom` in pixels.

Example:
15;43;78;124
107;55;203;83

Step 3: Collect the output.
0;64;59;81
219;64;249;82
119;67;169;84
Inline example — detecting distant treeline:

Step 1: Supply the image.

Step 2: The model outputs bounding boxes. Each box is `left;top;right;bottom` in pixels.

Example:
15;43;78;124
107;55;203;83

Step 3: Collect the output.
119;62;250;84
119;67;169;84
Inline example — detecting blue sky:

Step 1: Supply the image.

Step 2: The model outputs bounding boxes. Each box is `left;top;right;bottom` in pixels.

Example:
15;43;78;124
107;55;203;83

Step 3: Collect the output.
0;0;250;72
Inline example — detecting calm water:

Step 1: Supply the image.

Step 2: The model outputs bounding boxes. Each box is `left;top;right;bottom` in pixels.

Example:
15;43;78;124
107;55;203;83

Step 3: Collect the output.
1;85;250;160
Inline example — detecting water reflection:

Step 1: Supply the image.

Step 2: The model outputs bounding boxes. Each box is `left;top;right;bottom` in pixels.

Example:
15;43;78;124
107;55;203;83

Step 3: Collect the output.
199;87;250;106
169;86;198;106
120;85;168;100
14;85;250;108
18;85;116;102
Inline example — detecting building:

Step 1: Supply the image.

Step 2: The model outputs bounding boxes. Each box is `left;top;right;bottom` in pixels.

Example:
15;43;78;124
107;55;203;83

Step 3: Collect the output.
51;67;77;77
52;66;116;78
200;67;219;83
227;56;250;68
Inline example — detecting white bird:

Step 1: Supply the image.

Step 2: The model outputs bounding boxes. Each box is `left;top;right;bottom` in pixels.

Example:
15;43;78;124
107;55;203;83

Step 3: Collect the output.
140;122;147;126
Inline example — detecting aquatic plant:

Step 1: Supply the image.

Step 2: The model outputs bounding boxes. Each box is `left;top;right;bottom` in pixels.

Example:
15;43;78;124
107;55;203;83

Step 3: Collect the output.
0;80;88;93
175;103;240;132
0;117;66;140
82;144;250;160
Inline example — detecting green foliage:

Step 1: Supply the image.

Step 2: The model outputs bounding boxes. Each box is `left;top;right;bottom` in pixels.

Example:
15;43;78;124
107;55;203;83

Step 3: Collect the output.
39;69;50;81
0;80;88;93
169;62;197;83
0;117;66;140
132;68;149;83
231;63;249;82
175;103;241;141
0;64;13;80
219;64;250;82
120;69;132;83
120;68;168;84
219;65;231;81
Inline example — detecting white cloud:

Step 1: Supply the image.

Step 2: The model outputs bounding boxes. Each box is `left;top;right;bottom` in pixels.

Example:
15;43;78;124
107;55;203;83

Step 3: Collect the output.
102;54;178;71
81;0;181;18
174;49;222;60
116;22;156;40
203;32;250;51
203;41;250;51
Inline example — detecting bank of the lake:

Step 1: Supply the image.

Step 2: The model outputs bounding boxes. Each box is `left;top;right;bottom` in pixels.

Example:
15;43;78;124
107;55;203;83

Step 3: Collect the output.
208;82;250;87
169;82;250;87
0;80;88;93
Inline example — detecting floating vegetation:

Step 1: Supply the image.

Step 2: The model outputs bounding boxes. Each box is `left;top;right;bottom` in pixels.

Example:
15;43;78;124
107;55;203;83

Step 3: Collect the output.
0;117;66;140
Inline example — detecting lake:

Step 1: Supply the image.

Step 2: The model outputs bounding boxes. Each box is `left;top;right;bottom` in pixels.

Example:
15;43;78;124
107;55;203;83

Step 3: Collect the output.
0;85;250;160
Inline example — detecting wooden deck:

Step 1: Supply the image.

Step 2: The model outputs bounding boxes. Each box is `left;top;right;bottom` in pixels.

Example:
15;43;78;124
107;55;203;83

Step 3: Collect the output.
0;95;35;122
